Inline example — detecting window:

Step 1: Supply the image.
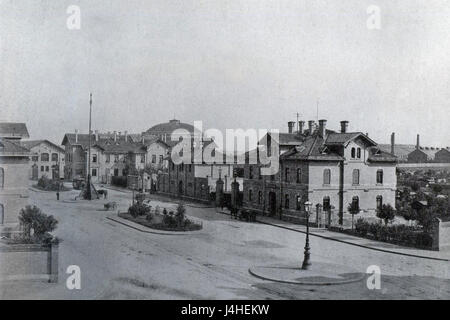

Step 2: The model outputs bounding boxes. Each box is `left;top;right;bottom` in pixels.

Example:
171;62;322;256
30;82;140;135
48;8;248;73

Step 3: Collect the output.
152;155;156;163
32;156;38;162
323;196;331;211
41;166;44;172
285;194;290;209
140;155;145;163
0;167;4;189
52;153;58;162
352;169;360;185
114;155;119;163
296;168;302;183
92;168;97;177
159;155;163;164
248;190;253;202
106;154;110;163
188;164;192;172
351;148;356;159
296;195;302;210
376;195;383;211
323;169;331;185
249;166;253;179
92;154;97;163
352;196;359;210
45;166;49;172
122;169;126;176
357;148;361;159
41;153;49;162
376;169;384;184
285;167;290;182
258;191;262;204
114;168;119;176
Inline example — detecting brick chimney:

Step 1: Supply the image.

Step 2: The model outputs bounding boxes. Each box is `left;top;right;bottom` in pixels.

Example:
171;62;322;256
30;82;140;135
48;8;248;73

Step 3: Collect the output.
340;121;349;133
318;119;327;138
288;121;295;134
298;121;305;135
75;129;78;143
416;134;420;149
124;130;128;142
113;131;117;142
95;130;99;142
391;132;395;155
308;120;315;135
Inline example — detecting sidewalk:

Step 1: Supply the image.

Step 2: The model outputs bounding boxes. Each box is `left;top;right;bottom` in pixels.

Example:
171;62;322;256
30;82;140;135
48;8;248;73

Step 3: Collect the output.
218;209;450;262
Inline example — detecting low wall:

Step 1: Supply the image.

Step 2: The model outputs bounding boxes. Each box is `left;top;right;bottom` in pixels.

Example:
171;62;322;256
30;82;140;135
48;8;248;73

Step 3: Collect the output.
0;242;58;282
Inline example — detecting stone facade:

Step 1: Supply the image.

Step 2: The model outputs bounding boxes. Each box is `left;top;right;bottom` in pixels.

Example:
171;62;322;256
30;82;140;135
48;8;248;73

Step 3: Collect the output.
22;140;65;180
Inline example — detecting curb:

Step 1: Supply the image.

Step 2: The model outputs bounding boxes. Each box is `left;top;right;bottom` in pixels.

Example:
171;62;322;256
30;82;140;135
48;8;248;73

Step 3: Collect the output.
217;210;450;262
106;216;205;236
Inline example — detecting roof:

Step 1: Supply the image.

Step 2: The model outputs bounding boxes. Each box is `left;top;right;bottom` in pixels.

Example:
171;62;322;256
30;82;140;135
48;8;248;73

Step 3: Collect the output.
93;141;147;154
145;119;195;135
21;140;65;153
0;122;30;139
325;132;377;147
259;132;304;147
0;138;31;156
378;144;416;160
367;148;397;163
281;134;344;161
408;148;437;160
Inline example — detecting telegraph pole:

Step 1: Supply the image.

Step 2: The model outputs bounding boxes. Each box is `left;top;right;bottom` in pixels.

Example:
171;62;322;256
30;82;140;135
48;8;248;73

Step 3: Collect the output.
86;93;93;200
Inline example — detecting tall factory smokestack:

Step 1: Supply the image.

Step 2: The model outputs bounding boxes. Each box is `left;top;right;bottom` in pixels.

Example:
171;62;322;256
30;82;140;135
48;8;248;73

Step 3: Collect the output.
391;132;395;155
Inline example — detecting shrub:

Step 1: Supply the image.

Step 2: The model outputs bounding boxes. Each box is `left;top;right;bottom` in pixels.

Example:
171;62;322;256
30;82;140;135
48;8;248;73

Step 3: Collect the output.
111;176;127;188
162;213;177;228
19;205;58;243
354;218;370;237
36;176;65;191
376;204;396;225
175;203;186;227
128;203;150;218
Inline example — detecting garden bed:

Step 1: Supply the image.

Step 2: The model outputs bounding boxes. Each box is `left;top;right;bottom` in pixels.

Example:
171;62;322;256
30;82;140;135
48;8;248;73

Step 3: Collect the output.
118;212;202;232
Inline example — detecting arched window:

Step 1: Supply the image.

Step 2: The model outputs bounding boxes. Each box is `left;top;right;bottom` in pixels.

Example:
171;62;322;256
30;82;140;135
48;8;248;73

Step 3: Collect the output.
41;153;49;162
376;195;383;211
296;168;302;183
352;169;360;185
51;153;58;162
285;194;290;209
0;167;4;189
258;191;262;204
248;190;253;202
376;169;384;184
296;195;302;210
323;169;331;185
323;196;331;211
351;148;356;159
357;148;361;159
352;196;359;210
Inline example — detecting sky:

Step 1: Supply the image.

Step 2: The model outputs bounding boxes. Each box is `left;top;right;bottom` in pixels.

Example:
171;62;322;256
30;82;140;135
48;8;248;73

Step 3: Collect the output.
0;0;449;147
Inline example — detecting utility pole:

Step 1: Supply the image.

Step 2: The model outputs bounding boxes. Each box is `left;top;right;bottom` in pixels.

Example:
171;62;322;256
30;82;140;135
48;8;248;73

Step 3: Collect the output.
86;93;93;200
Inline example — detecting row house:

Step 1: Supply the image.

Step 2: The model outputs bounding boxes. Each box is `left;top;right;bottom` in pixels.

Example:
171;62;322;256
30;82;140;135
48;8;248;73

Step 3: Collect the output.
0;122;31;228
21;140;65;180
243;120;397;226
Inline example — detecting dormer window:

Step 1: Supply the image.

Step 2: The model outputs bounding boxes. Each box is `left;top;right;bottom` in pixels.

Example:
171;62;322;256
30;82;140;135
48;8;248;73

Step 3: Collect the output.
351;147;356;159
357;148;361;159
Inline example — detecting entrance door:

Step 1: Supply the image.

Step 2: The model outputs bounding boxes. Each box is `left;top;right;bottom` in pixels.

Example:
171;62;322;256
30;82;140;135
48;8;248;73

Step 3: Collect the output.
32;165;38;180
268;192;276;215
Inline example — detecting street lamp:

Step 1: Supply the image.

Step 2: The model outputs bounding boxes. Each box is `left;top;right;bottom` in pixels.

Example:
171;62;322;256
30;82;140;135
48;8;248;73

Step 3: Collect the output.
302;201;312;270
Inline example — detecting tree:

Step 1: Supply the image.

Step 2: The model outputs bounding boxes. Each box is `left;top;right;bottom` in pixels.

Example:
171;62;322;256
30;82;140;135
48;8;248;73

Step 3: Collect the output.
376;204;396;226
347;202;360;231
431;184;443;194
396;204;416;226
19;205;58;243
415;207;437;232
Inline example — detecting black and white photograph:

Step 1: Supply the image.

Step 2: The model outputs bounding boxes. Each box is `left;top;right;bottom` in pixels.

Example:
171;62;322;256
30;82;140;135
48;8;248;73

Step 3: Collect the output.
0;0;449;306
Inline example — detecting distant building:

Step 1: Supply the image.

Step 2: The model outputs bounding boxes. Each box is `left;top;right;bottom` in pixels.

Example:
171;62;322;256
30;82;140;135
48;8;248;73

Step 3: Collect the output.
21;140;65;180
0;122;31;228
435;148;450;163
243;120;397;225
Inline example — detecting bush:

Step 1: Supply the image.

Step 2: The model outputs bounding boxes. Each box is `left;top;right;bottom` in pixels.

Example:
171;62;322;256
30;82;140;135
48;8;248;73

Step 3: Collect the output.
111;176;127;188
36;176;65;191
175;203;186;227
128;203;150;218
376;204;396;225
19;205;58;244
162;213;177;228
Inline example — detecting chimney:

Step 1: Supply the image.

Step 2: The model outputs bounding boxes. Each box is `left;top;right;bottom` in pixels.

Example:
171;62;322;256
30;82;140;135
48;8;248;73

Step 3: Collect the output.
141;136;145;144
298;121;305;135
74;129;78;143
318;119;327;138
124;130;128;142
288;121;295;134
391;132;395;155
416;134;420;149
114;131;117;142
340;121;349;133
95;130;99;142
308;120;315;135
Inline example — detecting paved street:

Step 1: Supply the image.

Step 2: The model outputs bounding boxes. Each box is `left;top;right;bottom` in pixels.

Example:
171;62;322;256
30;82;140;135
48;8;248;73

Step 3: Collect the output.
1;184;449;299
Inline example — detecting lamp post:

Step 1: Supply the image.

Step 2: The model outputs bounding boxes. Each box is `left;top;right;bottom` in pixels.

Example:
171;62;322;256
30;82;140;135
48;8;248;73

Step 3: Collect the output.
302;201;312;270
